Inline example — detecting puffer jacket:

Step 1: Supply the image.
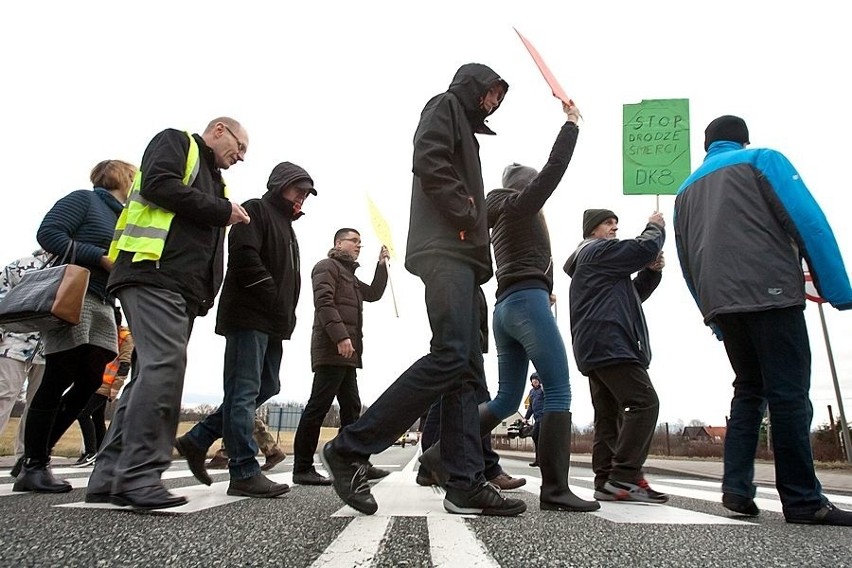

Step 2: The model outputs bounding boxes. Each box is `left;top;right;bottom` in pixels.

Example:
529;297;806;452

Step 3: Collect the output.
310;249;388;369
405;63;509;285
487;121;579;300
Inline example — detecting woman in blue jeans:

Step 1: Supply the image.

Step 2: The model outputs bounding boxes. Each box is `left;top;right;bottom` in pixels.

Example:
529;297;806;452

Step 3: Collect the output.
482;101;597;512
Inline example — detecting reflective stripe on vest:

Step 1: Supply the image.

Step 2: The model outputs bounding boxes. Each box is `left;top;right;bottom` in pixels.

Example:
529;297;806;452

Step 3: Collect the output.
108;131;200;262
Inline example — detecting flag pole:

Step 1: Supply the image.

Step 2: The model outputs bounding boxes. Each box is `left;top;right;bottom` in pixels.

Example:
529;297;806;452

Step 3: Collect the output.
386;260;399;318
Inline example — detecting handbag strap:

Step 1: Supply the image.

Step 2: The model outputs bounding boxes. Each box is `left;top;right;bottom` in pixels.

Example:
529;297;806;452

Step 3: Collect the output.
48;241;77;267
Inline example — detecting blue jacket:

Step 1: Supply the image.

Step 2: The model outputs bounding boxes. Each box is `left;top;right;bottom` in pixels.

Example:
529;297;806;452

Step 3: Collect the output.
525;385;544;421
674;141;852;326
37;188;124;301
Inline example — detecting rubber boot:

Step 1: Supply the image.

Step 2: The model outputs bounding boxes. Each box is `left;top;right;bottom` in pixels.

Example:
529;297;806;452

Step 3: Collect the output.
539;411;600;512
418;403;502;487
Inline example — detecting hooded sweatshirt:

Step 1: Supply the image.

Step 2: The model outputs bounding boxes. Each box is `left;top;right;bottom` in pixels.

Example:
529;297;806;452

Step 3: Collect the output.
216;162;312;340
405;63;509;285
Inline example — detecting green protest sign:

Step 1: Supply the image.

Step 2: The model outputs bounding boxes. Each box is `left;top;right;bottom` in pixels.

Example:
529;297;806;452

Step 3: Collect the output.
623;99;690;195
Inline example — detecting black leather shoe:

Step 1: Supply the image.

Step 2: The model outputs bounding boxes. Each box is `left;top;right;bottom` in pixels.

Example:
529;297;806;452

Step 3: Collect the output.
110;485;188;510
293;469;332;486
12;460;72;493
85;492;113;503
722;492;759;516
174;435;212;486
416;468;439;487
321;441;378;515
227;473;290;498
786;502;852;526
366;465;390;480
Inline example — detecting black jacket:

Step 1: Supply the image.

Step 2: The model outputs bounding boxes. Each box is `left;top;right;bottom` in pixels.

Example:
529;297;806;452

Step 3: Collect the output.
216;188;301;340
405;63;509;285
310;250;387;369
564;223;664;374
487;122;579;300
108;129;232;317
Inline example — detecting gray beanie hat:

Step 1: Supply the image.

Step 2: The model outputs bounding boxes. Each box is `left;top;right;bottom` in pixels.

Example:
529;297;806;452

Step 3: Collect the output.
582;209;618;238
502;163;538;190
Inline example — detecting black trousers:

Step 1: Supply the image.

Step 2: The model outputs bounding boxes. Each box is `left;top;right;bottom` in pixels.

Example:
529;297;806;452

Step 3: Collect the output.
293;365;361;472
78;393;109;455
588;362;659;487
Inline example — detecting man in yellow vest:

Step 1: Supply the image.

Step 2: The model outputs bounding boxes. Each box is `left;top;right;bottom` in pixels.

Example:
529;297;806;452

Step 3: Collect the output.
85;117;251;511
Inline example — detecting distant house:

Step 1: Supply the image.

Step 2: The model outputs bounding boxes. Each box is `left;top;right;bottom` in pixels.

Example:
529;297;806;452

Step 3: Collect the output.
492;411;525;437
682;426;727;443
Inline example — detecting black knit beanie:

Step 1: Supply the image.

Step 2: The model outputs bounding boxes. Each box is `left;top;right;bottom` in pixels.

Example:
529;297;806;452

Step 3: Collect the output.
582;209;618;238
704;115;749;151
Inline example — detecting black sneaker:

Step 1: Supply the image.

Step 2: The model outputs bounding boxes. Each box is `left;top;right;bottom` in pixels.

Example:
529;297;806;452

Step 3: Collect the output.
593;485;619;501
722;492;759;516
321;442;378;515
72;453;97;468
604;479;669;504
292;469;332;486
786;502;852;526
444;482;527;516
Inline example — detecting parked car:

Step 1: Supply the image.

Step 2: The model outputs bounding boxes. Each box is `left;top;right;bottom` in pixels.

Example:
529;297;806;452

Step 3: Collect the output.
394;431;419;447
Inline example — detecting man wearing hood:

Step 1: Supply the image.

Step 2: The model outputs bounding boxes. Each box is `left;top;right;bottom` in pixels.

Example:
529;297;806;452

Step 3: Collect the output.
565;209;668;504
175;161;314;499
292;228;388;486
323;63;525;517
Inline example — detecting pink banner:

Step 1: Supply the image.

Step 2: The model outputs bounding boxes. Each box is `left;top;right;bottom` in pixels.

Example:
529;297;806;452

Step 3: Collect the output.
514;28;573;106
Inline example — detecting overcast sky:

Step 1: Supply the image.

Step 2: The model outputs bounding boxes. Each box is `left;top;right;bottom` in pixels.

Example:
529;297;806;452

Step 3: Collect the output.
3;0;850;428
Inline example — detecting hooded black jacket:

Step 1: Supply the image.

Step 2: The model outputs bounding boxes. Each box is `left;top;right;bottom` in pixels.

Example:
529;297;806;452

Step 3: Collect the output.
564;223;664;374
215;187;302;340
108;129;232;317
486;121;579;300
405;63;509;285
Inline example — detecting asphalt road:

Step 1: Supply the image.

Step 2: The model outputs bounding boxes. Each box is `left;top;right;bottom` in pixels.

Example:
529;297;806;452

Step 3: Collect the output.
1;445;851;567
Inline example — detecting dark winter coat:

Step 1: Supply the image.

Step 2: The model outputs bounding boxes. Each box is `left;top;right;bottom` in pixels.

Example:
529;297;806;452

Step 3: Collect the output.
38;188;124;301
108;129;232;317
525;385;544;421
486;121;579;300
310;249;387;369
216;188;302;341
405;63;509;285
564;223;664;374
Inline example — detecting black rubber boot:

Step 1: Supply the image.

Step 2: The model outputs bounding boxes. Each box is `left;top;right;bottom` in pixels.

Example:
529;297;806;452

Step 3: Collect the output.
418;403;502;487
539;411;600;512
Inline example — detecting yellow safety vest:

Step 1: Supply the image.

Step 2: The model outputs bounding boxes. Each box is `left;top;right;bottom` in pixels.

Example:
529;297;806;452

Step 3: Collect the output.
108;131;201;262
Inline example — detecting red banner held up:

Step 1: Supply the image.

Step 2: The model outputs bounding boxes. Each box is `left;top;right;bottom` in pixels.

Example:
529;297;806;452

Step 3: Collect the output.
514;27;573;106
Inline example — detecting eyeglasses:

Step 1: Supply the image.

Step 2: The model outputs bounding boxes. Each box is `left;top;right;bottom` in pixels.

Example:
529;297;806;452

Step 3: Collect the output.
339;237;361;245
223;125;247;155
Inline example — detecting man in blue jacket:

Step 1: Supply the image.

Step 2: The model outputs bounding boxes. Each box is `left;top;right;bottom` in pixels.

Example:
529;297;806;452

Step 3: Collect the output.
675;115;852;526
524;373;544;467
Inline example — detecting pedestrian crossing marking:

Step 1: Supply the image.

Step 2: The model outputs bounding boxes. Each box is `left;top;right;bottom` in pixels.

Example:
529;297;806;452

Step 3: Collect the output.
309;515;390;567
428;516;500;568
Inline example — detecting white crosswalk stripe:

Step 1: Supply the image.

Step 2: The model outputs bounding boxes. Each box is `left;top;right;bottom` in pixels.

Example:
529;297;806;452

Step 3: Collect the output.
521;476;749;524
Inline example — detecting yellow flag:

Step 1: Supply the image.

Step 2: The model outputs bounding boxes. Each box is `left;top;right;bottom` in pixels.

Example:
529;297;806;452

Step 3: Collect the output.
367;194;396;259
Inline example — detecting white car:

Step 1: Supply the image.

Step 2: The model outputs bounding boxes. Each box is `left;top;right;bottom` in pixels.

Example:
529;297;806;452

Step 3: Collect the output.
394;431;419;447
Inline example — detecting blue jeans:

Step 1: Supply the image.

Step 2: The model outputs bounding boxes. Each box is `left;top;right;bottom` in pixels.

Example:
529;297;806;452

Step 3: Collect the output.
334;256;485;489
187;329;282;480
487;288;571;419
715;307;825;518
